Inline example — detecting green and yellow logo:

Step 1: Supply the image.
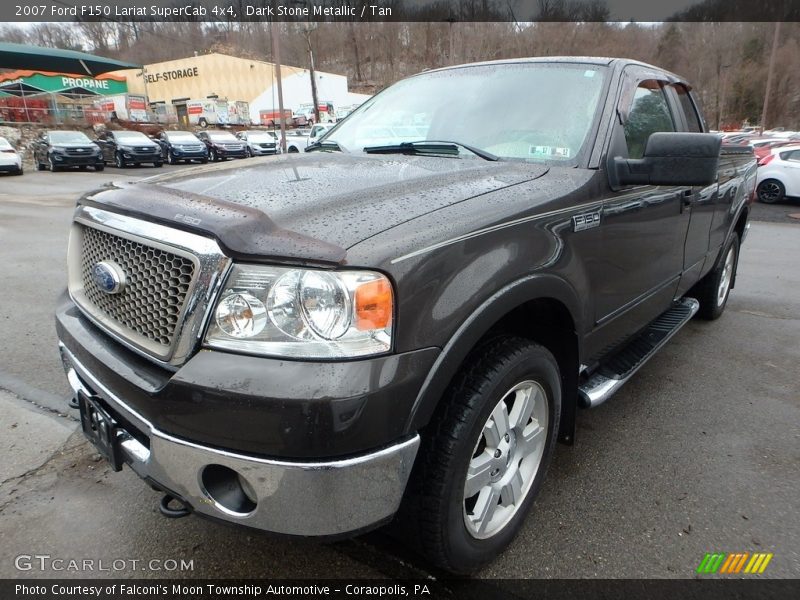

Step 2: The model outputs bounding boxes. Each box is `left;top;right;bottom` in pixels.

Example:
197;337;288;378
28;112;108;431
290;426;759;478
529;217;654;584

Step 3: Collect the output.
697;552;773;574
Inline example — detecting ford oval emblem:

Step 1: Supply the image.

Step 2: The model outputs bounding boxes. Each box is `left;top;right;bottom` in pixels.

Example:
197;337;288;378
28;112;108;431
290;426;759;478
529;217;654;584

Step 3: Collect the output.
92;261;126;294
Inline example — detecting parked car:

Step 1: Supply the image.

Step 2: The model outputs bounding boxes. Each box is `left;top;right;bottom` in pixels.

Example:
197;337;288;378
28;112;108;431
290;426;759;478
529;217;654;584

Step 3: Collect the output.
283;123;335;153
96;130;162;168
32;130;103;172
0;136;23;175
750;138;796;162
56;57;755;574
156;131;208;165
236;130;279;156
756;144;800;203
196;130;247;161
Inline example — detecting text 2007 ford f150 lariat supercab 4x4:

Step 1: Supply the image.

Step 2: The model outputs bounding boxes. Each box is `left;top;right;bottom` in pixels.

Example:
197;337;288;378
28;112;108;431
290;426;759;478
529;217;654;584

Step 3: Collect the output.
56;58;756;572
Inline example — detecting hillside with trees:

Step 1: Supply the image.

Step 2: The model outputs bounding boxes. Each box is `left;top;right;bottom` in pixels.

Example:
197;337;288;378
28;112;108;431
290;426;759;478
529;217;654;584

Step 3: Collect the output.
1;20;798;129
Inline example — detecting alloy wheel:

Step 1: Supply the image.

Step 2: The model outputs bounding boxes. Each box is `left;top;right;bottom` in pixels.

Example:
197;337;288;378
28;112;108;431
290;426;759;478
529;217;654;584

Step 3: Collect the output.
463;380;548;539
717;246;735;307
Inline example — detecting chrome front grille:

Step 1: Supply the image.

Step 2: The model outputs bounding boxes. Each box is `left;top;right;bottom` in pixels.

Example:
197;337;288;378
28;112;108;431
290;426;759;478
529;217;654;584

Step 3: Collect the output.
68;206;232;366
80;226;195;347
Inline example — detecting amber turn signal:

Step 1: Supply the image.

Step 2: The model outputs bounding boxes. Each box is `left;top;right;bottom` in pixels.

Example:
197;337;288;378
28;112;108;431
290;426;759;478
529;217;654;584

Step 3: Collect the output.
355;279;393;330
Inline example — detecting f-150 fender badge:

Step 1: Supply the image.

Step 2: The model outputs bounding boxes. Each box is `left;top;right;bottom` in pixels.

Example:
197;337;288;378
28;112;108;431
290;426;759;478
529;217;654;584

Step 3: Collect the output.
573;210;601;232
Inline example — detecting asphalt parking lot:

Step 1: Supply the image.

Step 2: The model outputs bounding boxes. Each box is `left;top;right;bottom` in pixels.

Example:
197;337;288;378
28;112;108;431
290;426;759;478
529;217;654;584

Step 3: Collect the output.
0;168;798;580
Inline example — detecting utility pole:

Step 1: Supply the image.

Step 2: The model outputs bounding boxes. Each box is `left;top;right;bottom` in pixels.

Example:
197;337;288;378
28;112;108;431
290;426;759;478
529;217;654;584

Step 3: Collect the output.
302;25;320;125
270;19;287;153
760;21;781;134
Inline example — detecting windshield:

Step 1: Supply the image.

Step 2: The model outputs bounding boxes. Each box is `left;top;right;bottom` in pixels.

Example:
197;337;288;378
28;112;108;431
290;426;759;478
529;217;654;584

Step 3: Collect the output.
166;132;199;142
49;131;92;144
208;131;238;141
327;63;607;162
114;131;151;142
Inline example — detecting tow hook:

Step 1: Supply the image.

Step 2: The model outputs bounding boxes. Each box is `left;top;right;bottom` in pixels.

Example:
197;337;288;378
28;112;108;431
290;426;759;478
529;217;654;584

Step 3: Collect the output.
159;493;191;519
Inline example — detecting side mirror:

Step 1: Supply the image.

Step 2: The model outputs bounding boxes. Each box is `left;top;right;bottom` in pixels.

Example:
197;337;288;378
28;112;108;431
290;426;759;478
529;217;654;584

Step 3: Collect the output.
611;132;721;188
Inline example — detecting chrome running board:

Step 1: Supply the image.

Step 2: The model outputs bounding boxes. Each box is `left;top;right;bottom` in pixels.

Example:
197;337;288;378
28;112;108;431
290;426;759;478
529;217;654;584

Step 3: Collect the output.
578;297;700;408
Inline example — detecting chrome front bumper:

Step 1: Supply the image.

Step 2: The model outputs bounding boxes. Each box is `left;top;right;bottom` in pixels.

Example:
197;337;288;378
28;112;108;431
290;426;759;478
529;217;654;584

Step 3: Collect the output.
60;343;419;537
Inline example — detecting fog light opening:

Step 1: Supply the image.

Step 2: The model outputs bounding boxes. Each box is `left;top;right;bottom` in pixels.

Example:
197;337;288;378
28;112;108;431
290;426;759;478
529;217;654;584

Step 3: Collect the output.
200;464;257;516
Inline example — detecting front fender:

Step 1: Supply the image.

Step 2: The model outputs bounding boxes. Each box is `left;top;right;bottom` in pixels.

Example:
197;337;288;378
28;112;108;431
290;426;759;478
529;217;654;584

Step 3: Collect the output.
403;273;582;435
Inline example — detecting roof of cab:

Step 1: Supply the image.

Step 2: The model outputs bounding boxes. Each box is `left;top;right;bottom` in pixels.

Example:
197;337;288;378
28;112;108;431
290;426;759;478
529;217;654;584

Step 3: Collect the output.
421;56;686;84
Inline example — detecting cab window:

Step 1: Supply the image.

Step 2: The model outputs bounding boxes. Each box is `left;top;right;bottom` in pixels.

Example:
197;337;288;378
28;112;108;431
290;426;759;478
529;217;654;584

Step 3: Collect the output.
624;80;675;159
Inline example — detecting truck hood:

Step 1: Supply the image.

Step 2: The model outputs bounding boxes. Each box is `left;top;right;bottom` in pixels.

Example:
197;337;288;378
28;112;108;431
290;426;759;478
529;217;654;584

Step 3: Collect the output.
82;153;548;265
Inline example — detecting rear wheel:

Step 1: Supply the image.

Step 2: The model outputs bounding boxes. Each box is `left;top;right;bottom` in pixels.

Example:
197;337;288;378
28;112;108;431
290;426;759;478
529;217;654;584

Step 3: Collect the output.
694;232;739;320
401;337;561;573
757;179;785;204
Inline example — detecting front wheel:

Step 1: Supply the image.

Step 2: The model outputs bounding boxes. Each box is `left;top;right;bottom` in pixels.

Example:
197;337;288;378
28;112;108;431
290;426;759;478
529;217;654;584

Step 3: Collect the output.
114;153;126;168
94;164;104;172
694;232;740;320
48;156;59;172
154;161;163;168
402;337;560;573
757;179;785;204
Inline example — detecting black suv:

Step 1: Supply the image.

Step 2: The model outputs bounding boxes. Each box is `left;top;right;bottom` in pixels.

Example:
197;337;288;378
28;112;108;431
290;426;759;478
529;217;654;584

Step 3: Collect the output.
196;130;247;161
96;130;162;168
32;130;104;172
156;130;209;165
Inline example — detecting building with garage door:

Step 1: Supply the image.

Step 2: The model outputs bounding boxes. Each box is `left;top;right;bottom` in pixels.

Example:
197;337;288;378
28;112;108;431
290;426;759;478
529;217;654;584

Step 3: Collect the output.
114;52;369;125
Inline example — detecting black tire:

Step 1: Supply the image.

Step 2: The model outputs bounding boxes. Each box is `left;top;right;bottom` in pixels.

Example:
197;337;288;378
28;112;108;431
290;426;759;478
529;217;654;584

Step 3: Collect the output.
167;152;176;165
288;146;299;153
78;165;87;171
200;158;208;164
209;149;218;162
694;232;740;320
114;153;126;169
36;159;46;171
154;161;163;168
48;156;59;172
14;167;23;176
400;337;561;573
94;164;104;172
199;118;208;128
756;179;785;204
246;146;253;157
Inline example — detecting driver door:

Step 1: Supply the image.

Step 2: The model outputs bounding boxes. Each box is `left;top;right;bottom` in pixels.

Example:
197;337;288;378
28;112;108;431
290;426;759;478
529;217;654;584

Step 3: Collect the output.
586;69;692;360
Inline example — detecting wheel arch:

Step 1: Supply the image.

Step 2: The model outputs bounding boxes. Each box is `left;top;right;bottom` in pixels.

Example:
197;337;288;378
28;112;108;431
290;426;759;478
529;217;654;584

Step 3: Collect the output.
405;274;582;445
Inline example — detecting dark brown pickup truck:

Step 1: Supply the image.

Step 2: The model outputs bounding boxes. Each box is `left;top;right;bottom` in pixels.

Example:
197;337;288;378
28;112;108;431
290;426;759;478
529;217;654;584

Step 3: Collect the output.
56;57;756;573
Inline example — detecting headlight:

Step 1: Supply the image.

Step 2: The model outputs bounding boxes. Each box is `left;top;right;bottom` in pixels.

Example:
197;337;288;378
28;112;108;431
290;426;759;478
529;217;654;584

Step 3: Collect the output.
120;145;134;152
205;264;393;359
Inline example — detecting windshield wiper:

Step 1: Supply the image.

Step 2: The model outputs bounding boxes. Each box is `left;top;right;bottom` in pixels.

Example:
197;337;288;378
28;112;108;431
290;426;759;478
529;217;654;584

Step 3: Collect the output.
363;140;499;161
305;140;346;153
